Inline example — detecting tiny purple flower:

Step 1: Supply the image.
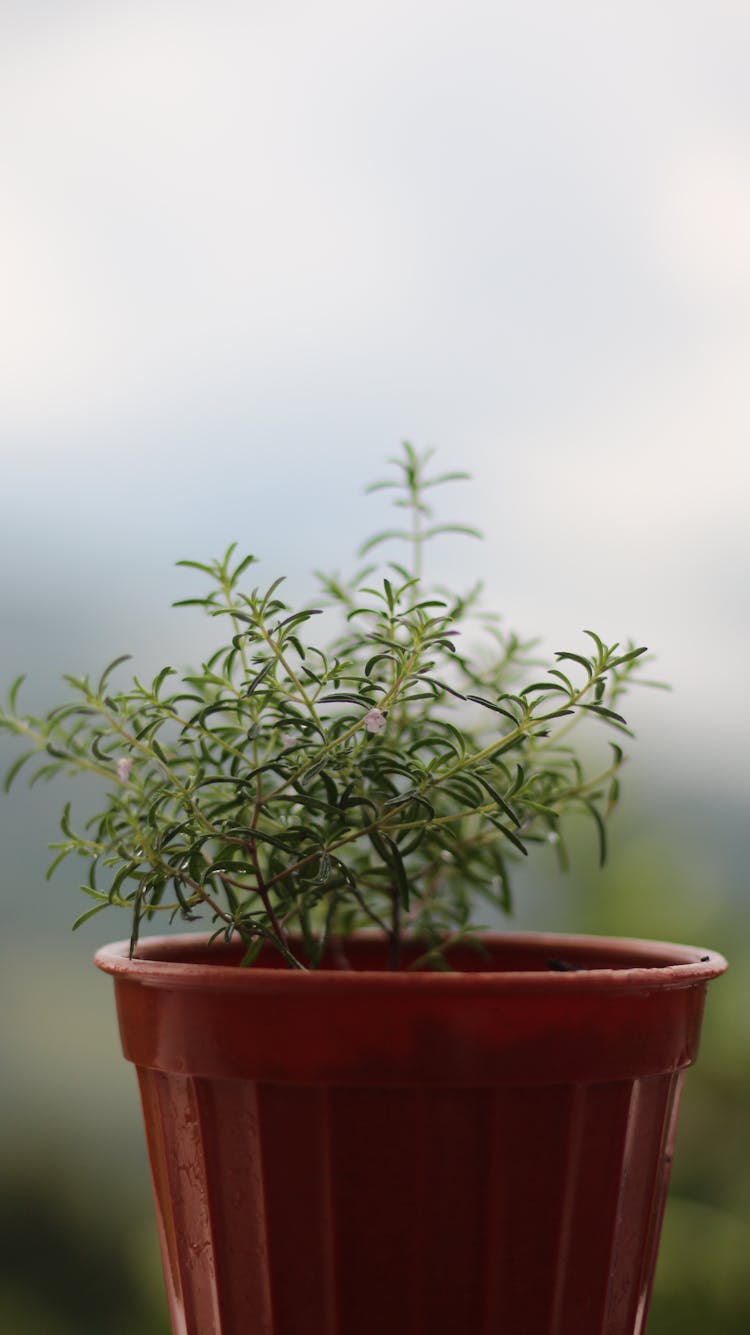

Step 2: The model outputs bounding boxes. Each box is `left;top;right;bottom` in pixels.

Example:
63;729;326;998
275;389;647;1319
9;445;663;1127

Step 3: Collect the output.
116;757;133;783
364;707;386;734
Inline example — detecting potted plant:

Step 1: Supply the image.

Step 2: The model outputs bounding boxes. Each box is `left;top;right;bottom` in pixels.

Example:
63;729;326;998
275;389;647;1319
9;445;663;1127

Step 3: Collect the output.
1;444;726;1335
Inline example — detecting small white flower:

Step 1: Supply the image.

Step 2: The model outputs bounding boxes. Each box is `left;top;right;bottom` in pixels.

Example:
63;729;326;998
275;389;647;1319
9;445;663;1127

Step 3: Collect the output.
116;757;133;783
363;707;386;734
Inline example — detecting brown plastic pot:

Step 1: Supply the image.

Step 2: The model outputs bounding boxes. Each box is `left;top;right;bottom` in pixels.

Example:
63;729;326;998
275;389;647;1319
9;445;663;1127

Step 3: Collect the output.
96;931;726;1335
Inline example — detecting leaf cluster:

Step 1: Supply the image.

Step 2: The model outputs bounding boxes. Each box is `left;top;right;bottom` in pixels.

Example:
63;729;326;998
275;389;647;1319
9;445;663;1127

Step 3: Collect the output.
0;443;653;969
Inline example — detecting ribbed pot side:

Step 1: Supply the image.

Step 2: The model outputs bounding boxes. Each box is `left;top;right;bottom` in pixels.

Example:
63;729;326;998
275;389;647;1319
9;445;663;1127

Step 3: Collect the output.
95;932;727;1335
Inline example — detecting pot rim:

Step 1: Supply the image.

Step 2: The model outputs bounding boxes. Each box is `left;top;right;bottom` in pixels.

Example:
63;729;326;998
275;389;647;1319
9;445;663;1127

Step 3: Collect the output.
94;931;728;995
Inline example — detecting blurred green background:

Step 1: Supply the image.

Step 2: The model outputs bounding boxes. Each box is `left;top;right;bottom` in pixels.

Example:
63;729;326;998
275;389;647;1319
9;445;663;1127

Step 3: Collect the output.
2;2;749;1330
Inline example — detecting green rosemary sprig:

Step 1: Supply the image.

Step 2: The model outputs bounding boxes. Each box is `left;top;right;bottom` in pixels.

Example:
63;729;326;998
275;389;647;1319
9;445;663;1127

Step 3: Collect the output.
0;443;653;968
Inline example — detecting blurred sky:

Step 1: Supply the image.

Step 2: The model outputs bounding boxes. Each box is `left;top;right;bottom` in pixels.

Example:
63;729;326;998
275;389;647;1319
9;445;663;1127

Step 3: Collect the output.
1;0;749;815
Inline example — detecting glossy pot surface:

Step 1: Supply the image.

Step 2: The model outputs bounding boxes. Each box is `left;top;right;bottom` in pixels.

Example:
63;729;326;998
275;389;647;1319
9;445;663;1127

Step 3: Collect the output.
96;932;726;1335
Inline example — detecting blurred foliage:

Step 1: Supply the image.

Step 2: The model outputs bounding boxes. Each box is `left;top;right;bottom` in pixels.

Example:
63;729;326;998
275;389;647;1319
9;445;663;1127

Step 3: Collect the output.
0;1156;169;1334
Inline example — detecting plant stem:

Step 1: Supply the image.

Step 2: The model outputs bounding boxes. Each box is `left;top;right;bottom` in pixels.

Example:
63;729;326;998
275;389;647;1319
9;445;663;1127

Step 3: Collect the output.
389;886;402;971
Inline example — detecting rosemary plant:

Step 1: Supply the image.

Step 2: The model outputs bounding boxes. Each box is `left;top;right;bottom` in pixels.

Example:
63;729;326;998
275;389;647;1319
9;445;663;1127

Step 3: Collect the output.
1;444;650;969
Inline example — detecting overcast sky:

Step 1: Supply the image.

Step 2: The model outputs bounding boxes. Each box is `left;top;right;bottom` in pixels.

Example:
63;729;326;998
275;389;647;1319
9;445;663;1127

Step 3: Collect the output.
1;1;749;796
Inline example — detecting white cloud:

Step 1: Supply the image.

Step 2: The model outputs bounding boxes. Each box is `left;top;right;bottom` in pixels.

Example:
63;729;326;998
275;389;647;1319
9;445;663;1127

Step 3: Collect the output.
510;363;749;544
1;5;421;444
1;2;749;700
658;138;750;300
9;1;749;453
